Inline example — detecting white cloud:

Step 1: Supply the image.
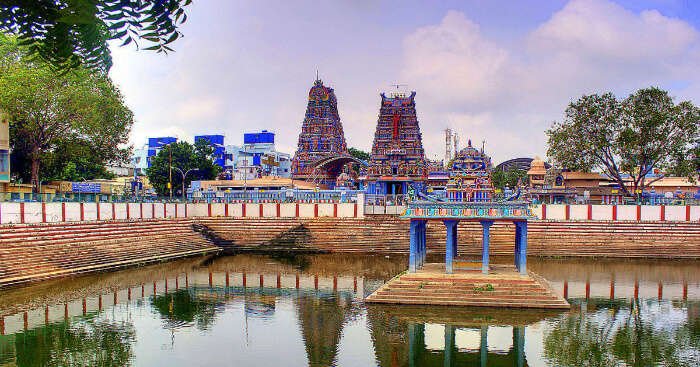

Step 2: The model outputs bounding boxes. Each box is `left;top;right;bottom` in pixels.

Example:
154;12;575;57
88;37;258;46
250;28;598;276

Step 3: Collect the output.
400;0;700;163
108;0;700;165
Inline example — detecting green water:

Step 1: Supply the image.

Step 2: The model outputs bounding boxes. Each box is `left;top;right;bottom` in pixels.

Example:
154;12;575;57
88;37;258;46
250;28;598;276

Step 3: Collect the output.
0;254;698;366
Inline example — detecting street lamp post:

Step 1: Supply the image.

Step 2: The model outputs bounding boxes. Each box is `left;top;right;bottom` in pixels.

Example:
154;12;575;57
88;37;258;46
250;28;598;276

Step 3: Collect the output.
172;167;198;202
169;144;173;200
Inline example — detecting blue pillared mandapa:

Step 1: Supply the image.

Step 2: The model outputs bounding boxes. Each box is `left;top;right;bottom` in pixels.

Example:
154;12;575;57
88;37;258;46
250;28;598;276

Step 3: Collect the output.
403;200;534;275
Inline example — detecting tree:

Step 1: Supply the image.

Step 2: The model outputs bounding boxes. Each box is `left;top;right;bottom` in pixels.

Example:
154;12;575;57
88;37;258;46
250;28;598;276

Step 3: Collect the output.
347;147;370;176
146;140;221;197
0;34;133;192
0;0;191;72
11;318;136;366
348;147;370;162
491;167;527;190
547;88;699;196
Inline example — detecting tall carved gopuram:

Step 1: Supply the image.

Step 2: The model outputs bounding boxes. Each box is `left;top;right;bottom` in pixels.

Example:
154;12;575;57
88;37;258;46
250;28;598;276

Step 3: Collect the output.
364;91;426;195
291;79;349;187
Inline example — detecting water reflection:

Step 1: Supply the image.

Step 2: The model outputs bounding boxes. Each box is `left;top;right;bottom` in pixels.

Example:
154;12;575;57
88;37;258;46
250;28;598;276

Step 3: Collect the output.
544;299;700;367
0;254;698;366
366;305;559;367
0;316;135;367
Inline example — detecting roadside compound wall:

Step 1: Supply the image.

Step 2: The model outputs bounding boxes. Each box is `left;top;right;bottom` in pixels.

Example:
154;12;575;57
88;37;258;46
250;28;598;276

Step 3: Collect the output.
0;202;364;224
531;204;700;222
1;202;699;225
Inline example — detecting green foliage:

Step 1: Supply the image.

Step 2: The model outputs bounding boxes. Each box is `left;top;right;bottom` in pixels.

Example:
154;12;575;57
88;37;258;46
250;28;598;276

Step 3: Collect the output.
151;290;221;331
544;299;699;367
348;147;370;162
347;147;370;175
11;138;117;183
146;140;221;196
491;168;527;190
0;34;132;191
473;283;494;292
547;87;700;195
0;0;191;72
8;317;136;366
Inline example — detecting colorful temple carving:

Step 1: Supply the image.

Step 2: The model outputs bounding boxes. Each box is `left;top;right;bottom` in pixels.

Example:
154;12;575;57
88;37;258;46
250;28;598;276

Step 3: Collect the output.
445;139;494;202
291;79;350;187
364;92;426;195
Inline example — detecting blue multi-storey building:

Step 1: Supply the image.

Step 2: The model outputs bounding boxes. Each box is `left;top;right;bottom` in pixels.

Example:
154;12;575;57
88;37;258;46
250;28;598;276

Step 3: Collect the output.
132;131;291;179
194;134;226;168
132;136;178;174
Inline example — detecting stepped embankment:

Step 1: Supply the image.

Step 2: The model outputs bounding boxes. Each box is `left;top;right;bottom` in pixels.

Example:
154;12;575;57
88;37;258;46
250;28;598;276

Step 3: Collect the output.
196;217;700;258
1;216;698;287
0;218;220;287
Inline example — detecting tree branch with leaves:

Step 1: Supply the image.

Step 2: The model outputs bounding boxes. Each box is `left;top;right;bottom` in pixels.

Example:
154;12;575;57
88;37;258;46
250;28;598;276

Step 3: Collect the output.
547;88;699;196
0;0;191;72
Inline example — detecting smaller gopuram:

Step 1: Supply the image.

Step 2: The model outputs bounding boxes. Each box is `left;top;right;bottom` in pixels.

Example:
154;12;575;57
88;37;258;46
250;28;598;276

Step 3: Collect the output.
364;91;426;195
445;139;494;202
291;78;353;187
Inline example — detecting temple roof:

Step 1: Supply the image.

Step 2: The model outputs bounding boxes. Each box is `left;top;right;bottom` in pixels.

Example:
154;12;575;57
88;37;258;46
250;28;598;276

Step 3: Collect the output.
527;156;547;175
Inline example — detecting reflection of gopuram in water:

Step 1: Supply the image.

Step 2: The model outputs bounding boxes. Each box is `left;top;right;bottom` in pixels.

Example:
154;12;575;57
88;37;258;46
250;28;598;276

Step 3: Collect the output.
366;304;558;367
296;293;360;367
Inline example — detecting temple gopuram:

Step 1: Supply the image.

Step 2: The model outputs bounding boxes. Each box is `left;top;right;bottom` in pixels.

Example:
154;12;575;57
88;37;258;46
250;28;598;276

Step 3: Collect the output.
291;79;354;188
364;91;426;195
445;139;495;202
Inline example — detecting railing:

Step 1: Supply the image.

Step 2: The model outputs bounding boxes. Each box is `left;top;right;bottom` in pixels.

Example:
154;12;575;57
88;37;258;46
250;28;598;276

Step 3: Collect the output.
404;201;534;220
364;194;408;206
0;192;187;203
189;189;361;203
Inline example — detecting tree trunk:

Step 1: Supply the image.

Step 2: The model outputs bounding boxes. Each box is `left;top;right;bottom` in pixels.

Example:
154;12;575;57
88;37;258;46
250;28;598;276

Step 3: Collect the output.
30;145;40;194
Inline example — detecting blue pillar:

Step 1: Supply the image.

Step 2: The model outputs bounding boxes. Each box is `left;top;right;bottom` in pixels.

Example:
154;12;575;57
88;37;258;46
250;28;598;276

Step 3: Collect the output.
417;221;422;269
444;324;455;367
513;326;525;367
408;323;425;367
515;221;528;274
480;220;494;274
421;221;427;267
480;326;488;367
421;221;425;268
409;220;419;272
514;221;521;269
444;220;458;274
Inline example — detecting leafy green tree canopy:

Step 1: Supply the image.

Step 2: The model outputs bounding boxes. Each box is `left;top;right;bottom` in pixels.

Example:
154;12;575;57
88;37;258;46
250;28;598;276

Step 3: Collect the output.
0;34;133;192
146;139;221;197
0;0;191;72
547;87;699;195
348;147;370;162
491;167;527;190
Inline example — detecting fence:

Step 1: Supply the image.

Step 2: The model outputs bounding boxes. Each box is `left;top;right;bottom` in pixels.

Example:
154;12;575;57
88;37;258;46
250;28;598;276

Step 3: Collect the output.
0;192;186;203
189;189;361;203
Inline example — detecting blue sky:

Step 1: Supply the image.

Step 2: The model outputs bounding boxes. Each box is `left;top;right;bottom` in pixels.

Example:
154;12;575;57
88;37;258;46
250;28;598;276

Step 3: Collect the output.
108;0;700;164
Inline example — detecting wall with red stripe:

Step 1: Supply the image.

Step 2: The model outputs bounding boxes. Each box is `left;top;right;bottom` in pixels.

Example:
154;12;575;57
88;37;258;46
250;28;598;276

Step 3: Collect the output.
533;204;700;221
1;202;698;225
0;202;365;224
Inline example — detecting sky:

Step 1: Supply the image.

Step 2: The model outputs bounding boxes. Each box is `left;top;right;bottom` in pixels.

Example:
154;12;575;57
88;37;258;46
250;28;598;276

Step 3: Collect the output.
108;0;700;164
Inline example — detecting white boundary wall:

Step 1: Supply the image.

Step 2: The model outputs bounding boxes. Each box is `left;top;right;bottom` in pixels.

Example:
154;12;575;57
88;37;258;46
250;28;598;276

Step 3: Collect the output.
1;202;697;224
531;203;698;222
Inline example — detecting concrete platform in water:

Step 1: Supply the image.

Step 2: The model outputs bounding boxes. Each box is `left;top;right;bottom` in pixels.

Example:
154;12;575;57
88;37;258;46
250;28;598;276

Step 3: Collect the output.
365;263;570;309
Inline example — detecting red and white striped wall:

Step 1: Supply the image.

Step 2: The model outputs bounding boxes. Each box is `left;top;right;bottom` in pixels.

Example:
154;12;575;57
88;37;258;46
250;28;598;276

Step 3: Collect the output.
533;204;700;222
0;202;364;224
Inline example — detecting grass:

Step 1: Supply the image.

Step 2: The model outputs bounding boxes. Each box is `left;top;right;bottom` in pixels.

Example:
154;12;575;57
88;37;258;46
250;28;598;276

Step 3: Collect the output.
473;283;495;292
